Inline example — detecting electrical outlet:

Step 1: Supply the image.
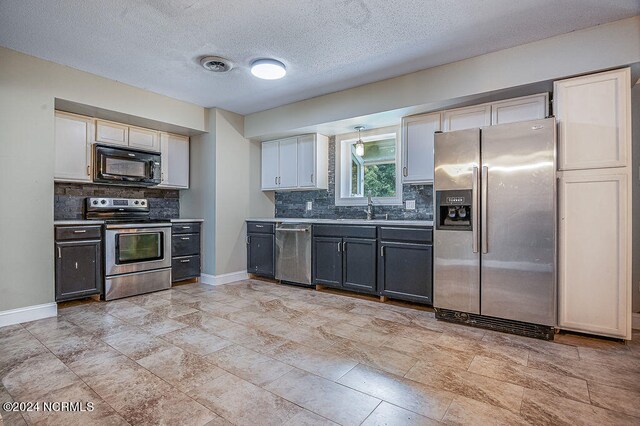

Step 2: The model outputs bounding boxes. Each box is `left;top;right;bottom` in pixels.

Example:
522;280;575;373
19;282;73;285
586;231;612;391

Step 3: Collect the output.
405;200;416;210
306;201;313;211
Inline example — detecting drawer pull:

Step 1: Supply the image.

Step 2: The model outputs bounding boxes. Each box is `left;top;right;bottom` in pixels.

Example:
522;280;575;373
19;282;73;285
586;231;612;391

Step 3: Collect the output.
255;224;264;228
73;230;87;234
180;259;191;263
181;226;191;229
181;237;190;240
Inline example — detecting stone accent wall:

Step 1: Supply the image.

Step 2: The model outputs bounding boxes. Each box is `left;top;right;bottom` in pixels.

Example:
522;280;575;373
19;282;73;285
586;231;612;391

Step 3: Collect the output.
54;183;180;220
275;137;433;220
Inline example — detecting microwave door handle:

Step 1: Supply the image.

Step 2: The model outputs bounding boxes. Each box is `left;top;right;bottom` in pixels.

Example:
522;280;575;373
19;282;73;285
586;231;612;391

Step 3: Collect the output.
148;160;156;179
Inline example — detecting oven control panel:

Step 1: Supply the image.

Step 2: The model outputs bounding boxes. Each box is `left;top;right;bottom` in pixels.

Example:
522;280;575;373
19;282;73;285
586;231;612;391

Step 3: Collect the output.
86;198;148;210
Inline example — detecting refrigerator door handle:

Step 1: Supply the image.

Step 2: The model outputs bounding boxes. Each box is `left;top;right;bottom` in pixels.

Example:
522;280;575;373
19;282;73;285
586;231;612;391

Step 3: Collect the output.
481;165;489;254
472;165;479;253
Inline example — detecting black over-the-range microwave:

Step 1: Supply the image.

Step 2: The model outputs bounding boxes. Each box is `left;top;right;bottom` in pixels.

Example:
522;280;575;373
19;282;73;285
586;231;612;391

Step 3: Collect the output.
93;144;161;186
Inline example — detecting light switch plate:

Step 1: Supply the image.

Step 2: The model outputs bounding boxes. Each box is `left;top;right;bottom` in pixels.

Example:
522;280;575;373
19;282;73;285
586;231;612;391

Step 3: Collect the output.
306;201;313;211
405;200;416;210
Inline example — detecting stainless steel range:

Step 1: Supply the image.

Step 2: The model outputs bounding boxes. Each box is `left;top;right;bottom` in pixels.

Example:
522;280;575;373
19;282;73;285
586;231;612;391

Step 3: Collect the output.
86;197;171;301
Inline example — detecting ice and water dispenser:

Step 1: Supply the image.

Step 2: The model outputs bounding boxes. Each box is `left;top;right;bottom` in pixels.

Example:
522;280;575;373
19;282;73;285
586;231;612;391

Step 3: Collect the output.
435;190;472;231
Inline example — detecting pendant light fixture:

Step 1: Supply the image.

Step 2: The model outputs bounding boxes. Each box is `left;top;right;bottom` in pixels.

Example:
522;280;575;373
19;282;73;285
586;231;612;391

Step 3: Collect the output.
354;126;365;157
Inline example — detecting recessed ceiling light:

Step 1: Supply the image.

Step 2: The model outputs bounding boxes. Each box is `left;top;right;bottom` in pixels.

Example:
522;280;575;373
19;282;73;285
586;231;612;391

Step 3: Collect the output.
250;59;286;80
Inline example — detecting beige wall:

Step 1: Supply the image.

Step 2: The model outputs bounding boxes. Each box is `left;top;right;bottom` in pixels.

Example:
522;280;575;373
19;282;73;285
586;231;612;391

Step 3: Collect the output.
214;109;274;275
0;47;205;312
180;109;217;275
245;16;640;139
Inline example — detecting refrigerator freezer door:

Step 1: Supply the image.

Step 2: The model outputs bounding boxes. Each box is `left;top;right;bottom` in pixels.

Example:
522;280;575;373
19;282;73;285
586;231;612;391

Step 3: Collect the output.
480;118;556;326
434;129;481;314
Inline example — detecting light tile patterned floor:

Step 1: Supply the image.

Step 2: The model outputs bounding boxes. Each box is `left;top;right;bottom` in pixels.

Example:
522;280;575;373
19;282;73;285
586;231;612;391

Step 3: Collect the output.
1;279;639;425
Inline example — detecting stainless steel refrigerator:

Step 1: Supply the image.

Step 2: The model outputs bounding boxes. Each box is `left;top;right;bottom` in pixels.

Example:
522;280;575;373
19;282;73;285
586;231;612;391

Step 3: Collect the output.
433;117;556;328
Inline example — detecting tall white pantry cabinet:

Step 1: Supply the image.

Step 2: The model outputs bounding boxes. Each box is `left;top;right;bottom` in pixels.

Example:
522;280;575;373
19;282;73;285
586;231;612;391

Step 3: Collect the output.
555;68;632;339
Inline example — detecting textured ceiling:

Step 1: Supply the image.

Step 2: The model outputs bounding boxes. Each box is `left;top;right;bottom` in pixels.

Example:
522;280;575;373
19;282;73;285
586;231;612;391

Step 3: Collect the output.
1;0;638;114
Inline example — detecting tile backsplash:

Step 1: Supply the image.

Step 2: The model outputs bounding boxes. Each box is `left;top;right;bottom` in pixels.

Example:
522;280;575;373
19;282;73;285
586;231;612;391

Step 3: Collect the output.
54;183;179;220
275;137;433;220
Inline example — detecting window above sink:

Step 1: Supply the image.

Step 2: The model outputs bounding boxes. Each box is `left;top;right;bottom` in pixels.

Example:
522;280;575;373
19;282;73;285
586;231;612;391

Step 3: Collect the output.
335;125;402;206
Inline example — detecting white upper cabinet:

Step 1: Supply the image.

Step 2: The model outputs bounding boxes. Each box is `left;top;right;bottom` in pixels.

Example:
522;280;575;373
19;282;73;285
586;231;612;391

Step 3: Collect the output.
95;120;129;146
261;140;280;190
401;112;441;183
555;68;630;170
55;112;190;188
278;138;298;189
443;104;491;131
491;93;548;125
54;112;93;182
297;134;316;188
261;134;328;191
129;126;161;152
159;133;189;189
558;170;630;338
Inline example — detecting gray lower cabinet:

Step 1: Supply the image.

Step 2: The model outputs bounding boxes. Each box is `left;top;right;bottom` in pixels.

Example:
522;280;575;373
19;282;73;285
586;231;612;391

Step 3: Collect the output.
54;225;102;302
172;222;202;282
378;227;433;304
313;236;342;287
246;222;275;278
343;238;377;292
312;225;378;295
247;233;275;277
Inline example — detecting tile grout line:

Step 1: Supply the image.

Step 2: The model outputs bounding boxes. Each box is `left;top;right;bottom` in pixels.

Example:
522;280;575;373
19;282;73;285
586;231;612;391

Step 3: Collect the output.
357;400;382;426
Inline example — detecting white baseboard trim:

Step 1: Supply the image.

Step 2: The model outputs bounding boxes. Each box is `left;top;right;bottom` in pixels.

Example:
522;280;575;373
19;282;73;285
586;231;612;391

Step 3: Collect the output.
200;271;249;286
0;302;57;328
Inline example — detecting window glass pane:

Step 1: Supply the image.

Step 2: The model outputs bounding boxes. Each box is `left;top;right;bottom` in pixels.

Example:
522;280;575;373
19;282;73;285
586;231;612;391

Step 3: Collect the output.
349;137;396;198
364;163;396;197
118;233;161;262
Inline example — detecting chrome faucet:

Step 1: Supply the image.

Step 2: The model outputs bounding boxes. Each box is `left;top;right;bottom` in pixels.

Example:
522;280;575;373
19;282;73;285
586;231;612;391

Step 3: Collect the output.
364;194;374;220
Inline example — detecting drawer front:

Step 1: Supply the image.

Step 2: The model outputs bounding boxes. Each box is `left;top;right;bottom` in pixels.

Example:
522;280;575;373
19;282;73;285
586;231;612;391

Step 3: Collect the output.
172;255;200;281
379;227;432;243
172;233;200;257
313;225;377;239
172;223;201;235
55;226;102;241
247;222;275;234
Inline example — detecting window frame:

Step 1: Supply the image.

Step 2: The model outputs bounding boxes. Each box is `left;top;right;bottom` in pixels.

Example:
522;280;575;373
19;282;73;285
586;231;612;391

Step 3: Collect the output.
335;125;402;206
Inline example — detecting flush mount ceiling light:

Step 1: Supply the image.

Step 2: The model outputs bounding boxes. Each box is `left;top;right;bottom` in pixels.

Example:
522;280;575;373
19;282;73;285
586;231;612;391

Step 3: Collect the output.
354;126;365;156
200;56;233;73
250;59;286;80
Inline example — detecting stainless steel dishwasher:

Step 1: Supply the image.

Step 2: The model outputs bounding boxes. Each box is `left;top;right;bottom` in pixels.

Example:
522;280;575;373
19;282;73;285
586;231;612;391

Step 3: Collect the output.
275;223;312;285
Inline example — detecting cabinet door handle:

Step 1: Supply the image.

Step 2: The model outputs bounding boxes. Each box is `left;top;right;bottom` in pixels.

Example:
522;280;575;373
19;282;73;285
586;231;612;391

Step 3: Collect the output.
403;167;408;177
57;247;62;259
342;241;346;251
181;237;190;240
87;165;91;176
310;173;314;182
73;230;87;234
180;259;190;263
337;242;341;252
275;176;278;185
246;236;251;244
380;246;385;257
